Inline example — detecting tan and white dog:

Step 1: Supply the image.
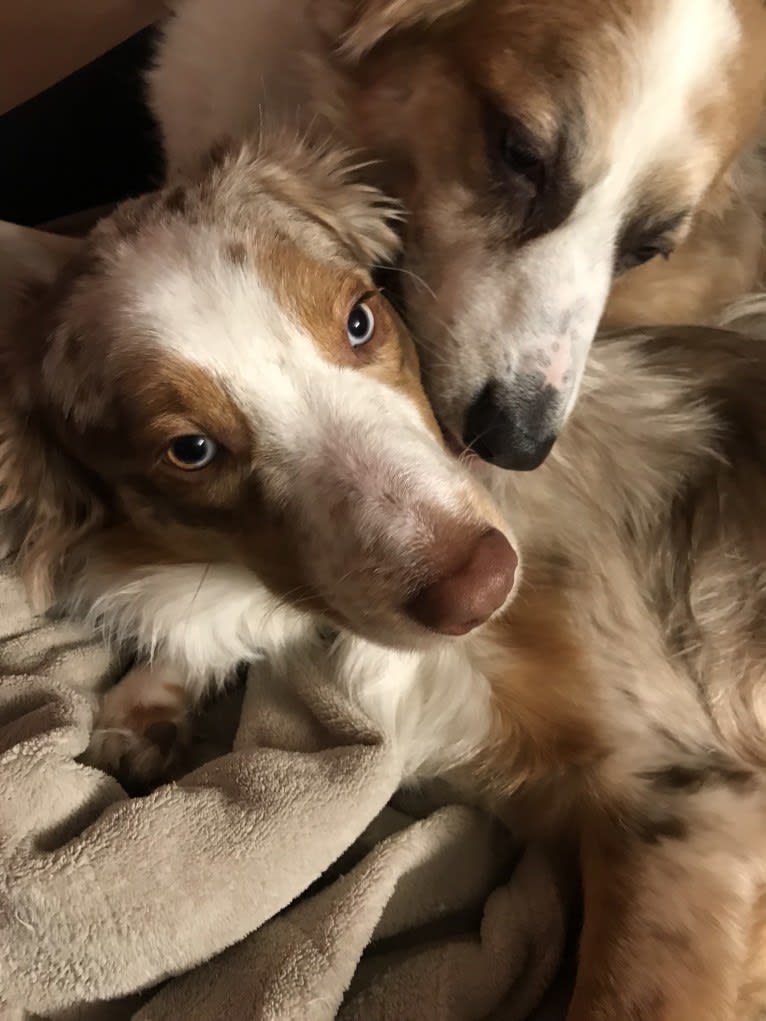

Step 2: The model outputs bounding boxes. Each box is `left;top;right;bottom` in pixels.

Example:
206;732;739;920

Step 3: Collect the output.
149;0;766;469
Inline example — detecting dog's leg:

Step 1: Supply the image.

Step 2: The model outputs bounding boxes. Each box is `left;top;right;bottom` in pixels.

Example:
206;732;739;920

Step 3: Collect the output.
84;662;193;790
568;802;762;1021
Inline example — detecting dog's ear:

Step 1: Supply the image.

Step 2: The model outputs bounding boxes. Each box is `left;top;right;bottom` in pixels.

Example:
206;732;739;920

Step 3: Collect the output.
217;135;404;266
313;0;475;60
0;223;104;608
288;142;404;265
0;221;83;335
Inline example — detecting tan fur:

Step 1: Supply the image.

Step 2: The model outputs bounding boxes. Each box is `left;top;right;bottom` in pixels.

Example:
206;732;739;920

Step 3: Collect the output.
0;131;517;681
0;380;105;609
258;244;439;434
83;664;194;788
605;140;766;326
322;0;766;332
737;886;766;1020
476;557;603;805
148;0;766;476
569;820;750;1021
9;256;766;1016
9;24;766;1004
452;324;766;1019
157;131;405;269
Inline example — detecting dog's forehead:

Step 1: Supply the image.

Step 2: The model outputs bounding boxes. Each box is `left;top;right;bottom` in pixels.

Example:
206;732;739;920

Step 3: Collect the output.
117;222;362;402
42;209;370;435
72;220;435;474
578;0;740;192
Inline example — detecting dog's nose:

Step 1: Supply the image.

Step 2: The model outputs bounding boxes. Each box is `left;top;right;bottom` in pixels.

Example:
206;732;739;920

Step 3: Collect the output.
464;380;558;471
406;527;517;636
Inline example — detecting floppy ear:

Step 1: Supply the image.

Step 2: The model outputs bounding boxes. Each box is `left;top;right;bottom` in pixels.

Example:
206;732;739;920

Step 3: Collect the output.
282;140;404;265
216;134;404;266
0;221;83;335
313;0;475;61
0;222;104;608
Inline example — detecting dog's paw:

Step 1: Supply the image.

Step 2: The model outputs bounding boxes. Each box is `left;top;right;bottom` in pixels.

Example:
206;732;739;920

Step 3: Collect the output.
83;665;191;791
86;717;189;791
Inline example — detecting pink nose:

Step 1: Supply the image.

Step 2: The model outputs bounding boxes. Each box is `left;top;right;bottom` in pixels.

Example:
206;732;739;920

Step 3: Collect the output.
406;527;517;636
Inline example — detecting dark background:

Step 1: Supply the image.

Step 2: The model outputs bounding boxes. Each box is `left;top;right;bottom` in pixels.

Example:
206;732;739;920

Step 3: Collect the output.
0;26;163;227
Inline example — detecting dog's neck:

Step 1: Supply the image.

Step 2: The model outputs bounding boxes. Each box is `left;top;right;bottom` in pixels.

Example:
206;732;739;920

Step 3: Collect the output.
72;560;315;698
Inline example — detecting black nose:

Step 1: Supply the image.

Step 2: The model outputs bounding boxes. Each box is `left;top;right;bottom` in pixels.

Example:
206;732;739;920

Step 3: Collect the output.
463;380;558;471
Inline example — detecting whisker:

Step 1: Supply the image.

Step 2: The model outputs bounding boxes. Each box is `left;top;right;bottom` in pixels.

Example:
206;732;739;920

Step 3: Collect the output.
371;262;439;302
259;584;318;629
188;563;212;611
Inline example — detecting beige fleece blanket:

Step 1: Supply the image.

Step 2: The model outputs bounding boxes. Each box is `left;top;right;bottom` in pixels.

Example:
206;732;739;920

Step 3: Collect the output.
0;551;570;1021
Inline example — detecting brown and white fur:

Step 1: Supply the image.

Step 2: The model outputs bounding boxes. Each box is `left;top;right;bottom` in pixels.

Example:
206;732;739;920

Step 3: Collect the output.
270;305;766;1021
3;137;766;1014
148;0;766;469
0;135;518;779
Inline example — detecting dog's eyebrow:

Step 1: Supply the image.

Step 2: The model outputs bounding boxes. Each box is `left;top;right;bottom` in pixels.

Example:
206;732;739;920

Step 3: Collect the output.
642;210;691;237
523;118;583;242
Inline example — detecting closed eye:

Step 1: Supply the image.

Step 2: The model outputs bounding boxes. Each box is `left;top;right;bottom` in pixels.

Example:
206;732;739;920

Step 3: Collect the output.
485;104;546;199
615;239;674;274
482;101;576;242
616;211;689;275
500;124;545;189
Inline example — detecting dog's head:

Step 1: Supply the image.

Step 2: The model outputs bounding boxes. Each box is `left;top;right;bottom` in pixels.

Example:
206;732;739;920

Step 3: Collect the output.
0;136;518;657
319;0;766;469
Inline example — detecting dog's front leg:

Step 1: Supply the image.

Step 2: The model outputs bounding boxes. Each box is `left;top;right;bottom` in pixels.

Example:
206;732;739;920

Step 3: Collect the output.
84;662;194;790
568;800;761;1021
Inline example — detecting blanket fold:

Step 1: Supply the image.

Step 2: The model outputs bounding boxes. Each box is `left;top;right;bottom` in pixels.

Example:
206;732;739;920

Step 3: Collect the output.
0;549;567;1020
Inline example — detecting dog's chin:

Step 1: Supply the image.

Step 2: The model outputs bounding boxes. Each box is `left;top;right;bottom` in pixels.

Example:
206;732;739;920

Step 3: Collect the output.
326;593;478;650
327;607;443;652
331;596;514;652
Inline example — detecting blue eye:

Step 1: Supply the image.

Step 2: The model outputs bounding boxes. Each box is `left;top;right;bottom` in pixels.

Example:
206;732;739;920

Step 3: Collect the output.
346;302;375;348
166;435;218;470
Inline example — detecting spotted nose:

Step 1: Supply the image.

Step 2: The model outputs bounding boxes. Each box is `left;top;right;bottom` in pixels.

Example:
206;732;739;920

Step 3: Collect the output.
464;380;558;471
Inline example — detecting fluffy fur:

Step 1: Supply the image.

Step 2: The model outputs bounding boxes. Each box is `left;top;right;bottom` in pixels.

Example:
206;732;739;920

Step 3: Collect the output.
3;146;766;1017
298;309;766;1020
0;133;516;769
3;7;766;1008
148;0;766;468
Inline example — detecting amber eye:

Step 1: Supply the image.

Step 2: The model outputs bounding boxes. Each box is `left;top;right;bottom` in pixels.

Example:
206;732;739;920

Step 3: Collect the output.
166;434;218;470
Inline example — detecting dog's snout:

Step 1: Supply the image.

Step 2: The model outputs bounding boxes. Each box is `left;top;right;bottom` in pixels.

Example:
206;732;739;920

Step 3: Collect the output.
406;527;517;636
464;380;558;471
